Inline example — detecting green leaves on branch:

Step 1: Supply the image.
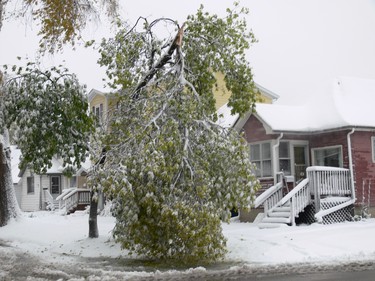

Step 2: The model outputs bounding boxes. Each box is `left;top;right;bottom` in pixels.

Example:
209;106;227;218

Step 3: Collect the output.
1;63;94;174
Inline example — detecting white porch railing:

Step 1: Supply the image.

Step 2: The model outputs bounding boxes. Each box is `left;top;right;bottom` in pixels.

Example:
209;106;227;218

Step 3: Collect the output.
253;182;284;213
43;189;55;211
268;178;310;226
255;166;355;227
307;166;353;215
56;188;91;214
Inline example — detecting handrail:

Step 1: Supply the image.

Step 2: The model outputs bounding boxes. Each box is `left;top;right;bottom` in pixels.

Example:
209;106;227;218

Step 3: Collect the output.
43;189;55;211
307;166;352;213
266;178;310;226
279;178;309;206
62;188;88;200
253;182;283;208
315;198;355;223
56;188;90;214
255;165;355;227
306;166;350;172
56;188;75;201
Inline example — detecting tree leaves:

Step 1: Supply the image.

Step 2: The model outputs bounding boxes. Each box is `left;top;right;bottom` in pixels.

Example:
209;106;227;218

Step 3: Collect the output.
1;63;94;173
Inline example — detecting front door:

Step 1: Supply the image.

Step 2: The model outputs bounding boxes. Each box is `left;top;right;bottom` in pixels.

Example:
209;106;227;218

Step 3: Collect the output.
293;146;308;182
50;176;61;200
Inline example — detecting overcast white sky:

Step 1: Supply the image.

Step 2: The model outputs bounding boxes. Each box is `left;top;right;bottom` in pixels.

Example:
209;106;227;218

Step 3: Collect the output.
1;0;375;104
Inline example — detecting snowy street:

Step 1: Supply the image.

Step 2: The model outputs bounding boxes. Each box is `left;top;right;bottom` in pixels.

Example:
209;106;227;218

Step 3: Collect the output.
2;212;375;280
2;242;375;280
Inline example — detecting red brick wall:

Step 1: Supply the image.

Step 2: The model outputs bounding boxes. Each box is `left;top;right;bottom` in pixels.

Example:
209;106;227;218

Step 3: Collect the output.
308;130;351;169
351;131;375;207
242;115;278;142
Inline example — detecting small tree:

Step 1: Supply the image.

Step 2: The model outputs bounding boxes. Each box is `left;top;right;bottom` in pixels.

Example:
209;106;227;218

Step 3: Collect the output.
91;3;260;263
0;63;94;226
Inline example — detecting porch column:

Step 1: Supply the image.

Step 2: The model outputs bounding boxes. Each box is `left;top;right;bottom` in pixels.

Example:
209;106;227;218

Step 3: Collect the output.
273;133;283;184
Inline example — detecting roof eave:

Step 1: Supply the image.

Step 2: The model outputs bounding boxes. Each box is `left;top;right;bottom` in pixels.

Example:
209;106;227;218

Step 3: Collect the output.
271;125;375;135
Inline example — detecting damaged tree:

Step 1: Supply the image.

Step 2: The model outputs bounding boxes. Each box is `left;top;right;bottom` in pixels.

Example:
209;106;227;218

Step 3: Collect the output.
91;3;260;263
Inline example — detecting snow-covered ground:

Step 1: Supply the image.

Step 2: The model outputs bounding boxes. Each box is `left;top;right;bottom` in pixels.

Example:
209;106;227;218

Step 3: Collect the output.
1;211;375;280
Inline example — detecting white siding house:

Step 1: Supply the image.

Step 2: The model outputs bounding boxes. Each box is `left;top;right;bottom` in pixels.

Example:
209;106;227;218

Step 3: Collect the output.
11;146;91;212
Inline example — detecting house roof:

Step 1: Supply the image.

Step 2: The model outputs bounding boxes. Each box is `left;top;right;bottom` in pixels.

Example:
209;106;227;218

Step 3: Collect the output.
216;103;240;128
88;88;106;103
16;152;92;178
235;77;375;133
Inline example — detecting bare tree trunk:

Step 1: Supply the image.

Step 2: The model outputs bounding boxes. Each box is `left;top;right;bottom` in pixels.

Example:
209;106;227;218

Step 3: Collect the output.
88;189;99;238
0;132;20;226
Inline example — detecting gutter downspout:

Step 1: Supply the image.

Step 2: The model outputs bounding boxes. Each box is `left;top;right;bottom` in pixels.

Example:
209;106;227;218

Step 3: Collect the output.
347;128;356;200
273;133;283;184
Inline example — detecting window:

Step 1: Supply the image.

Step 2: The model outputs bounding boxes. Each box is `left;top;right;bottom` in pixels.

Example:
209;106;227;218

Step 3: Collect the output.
50;176;61;195
372;137;375;163
250;142;272;178
70;176;77;188
92;104;103;124
279;142;291;175
313;146;343;167
27;177;34;194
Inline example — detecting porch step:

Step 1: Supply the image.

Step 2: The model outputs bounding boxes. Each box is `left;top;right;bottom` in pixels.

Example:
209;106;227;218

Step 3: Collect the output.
274;206;291;212
258;223;289;229
268;212;291;218
262;217;291;224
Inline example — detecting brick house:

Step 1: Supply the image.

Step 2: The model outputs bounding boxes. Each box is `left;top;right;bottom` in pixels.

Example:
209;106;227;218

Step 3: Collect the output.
232;77;375;217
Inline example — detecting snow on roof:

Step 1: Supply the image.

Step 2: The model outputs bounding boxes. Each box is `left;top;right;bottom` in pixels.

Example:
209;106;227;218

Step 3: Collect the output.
10;146;21;184
253;77;375;132
216;103;239;128
45;157;65;174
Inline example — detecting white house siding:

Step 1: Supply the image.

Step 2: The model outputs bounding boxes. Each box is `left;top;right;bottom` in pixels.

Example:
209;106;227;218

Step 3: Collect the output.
20;169;41;212
13;183;22;208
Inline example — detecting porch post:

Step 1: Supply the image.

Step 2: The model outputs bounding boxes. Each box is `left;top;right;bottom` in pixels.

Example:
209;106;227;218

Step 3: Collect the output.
347;128;356;200
273;133;283;184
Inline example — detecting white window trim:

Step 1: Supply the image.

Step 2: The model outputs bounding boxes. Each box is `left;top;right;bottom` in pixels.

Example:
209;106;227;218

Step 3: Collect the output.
311;145;343;167
278;141;291;176
250;141;273;179
27;176;35;194
372;137;375;163
280;140;309;178
50;175;61;195
92;103;104;124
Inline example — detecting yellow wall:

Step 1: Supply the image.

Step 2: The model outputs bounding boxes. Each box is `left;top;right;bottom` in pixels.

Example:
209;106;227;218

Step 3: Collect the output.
213;73;274;109
91;95;106;109
256;90;273;104
213;72;232;110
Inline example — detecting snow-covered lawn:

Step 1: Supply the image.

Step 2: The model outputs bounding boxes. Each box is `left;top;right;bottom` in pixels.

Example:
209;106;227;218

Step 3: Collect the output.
1;211;375;279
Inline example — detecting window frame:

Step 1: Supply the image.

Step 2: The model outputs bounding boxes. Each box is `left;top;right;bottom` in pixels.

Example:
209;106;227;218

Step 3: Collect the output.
92;103;104;124
279;141;291;176
27;176;35;194
250;141;273;179
312;145;343;168
372;137;375;163
50;175;61;195
70;176;77;188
